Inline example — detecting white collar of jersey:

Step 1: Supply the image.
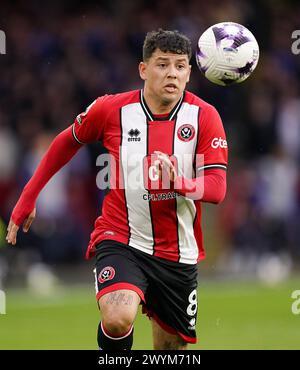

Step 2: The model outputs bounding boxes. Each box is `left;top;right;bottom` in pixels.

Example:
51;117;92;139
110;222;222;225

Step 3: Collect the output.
140;89;185;121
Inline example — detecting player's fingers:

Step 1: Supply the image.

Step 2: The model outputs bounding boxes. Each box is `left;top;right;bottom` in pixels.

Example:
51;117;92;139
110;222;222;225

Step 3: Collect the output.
7;219;13;233
153;159;162;179
154;151;167;161
154;151;176;180
154;159;162;171
23;218;29;232
170;166;177;182
154;159;161;170
6;225;17;244
23;216;34;232
157;153;172;168
155;153;177;181
6;220;14;242
6;223;19;245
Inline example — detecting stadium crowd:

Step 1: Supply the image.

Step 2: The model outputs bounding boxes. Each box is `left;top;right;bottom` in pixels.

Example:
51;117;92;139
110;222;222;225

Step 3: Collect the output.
0;0;300;280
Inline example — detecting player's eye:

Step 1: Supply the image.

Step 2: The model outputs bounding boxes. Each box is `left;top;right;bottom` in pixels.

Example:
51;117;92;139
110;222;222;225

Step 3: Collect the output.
177;64;185;70
158;63;166;68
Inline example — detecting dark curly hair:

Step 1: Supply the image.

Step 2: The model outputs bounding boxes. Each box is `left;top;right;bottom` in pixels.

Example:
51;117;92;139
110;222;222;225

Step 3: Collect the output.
143;29;192;61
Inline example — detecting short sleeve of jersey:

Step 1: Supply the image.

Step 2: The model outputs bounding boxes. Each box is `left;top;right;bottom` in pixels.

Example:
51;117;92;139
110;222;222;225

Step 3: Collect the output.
72;96;107;144
196;104;228;172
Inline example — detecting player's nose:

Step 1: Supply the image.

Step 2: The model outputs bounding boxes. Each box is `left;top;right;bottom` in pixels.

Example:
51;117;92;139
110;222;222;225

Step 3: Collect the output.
166;64;178;78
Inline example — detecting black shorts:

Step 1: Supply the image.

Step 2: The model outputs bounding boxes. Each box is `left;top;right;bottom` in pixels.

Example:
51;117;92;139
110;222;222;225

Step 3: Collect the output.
94;240;198;344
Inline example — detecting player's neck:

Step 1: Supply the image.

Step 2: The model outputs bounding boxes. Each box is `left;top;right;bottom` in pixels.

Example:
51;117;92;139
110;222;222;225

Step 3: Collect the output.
142;89;180;115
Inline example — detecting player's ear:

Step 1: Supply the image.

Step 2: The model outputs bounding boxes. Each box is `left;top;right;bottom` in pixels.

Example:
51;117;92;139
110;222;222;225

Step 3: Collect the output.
186;64;192;83
139;62;147;81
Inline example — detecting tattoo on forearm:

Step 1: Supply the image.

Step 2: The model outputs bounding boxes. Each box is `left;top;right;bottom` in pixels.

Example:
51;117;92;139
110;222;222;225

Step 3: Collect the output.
105;292;134;306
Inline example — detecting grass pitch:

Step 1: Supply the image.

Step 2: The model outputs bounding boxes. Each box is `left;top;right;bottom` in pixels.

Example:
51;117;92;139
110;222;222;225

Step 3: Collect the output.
0;278;299;349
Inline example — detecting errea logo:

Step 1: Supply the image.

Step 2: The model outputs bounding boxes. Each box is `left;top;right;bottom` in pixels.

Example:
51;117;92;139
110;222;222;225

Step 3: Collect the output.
211;137;227;149
128;129;141;142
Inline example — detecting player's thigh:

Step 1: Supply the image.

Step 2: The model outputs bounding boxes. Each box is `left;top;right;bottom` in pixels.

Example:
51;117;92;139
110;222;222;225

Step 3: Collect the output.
151;318;187;350
94;241;148;325
99;289;141;325
142;257;198;346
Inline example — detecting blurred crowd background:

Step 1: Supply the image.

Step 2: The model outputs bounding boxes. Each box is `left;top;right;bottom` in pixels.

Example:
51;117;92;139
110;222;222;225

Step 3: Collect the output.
1;0;300;287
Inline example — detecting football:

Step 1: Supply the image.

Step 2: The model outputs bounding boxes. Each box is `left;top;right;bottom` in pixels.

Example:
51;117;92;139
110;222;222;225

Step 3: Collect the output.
196;22;259;86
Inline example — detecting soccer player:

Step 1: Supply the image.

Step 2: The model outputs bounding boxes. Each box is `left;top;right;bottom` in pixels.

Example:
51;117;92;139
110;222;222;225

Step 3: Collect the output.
6;29;228;350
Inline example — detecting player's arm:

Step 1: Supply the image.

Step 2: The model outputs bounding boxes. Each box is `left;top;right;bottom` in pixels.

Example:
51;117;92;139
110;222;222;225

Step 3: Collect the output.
6;97;106;245
175;168;226;203
155;103;228;202
154;151;226;202
6;126;82;245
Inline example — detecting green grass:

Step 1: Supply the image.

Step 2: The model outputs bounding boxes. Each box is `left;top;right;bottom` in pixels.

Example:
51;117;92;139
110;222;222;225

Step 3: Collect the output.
0;278;300;349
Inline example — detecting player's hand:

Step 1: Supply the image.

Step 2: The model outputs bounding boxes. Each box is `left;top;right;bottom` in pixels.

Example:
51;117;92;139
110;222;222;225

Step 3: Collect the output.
154;151;177;182
6;208;36;246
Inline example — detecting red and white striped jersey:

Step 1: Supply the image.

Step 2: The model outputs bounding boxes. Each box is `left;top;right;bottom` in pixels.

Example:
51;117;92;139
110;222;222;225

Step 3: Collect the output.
72;89;228;264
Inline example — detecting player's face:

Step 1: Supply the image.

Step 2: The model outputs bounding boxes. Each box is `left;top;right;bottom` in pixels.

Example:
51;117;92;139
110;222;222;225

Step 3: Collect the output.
139;49;191;107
